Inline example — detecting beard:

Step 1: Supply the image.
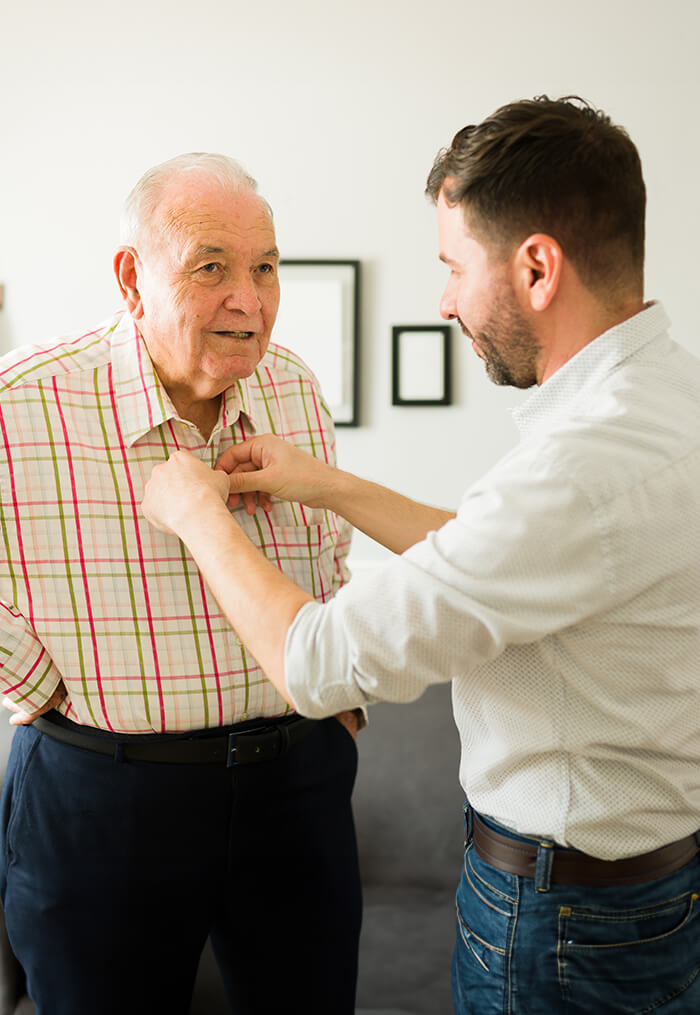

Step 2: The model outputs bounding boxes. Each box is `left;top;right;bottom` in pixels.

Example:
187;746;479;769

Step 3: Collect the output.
460;290;540;389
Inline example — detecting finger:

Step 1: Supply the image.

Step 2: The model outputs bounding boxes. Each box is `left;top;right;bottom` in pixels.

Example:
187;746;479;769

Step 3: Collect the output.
216;442;257;474
228;468;270;495
46;684;67;709
228;491;274;514
240;491;259;515
1;698;21;713
9;710;33;726
229;461;260;478
226;463;258;504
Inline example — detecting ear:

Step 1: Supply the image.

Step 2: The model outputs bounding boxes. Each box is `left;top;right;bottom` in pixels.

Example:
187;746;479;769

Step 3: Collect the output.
511;234;562;312
114;247;144;319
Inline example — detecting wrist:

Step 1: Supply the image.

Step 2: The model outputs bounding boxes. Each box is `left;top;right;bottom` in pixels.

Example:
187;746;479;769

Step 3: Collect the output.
177;491;236;544
322;467;355;515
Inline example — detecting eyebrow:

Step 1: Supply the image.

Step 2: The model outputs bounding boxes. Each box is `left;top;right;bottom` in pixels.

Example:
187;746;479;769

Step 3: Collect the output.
184;246;225;264
188;245;280;261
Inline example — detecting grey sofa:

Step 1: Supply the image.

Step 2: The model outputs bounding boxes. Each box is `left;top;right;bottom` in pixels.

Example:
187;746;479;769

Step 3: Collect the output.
0;683;463;1014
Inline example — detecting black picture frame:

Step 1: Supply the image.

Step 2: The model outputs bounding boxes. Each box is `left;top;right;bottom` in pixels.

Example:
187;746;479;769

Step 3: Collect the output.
392;325;452;406
274;259;360;427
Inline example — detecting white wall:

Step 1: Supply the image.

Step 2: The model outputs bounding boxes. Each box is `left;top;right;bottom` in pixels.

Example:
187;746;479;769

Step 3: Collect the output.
1;0;698;565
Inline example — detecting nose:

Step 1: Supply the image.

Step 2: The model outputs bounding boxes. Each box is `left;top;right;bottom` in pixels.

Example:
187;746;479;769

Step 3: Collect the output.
223;271;261;316
439;278;457;321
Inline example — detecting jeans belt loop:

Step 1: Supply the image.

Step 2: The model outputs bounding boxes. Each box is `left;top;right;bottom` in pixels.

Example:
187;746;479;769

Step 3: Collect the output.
535;839;555;893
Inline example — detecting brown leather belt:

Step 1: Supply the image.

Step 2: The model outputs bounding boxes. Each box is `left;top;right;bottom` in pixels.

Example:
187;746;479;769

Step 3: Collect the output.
472;812;699;886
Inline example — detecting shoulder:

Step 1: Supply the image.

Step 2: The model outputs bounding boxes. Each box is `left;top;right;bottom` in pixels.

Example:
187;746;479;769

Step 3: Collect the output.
0;312;124;395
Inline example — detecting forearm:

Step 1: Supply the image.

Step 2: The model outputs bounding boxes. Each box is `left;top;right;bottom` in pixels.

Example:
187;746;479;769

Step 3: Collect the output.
319;467;455;554
177;501;311;702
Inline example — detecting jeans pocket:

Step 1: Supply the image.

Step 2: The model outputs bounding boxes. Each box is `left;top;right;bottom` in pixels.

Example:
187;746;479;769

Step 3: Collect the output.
455;843;517;978
558;888;700;1012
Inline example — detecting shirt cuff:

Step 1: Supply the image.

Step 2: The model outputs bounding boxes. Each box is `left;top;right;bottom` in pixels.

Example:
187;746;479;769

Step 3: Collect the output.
285;600;367;718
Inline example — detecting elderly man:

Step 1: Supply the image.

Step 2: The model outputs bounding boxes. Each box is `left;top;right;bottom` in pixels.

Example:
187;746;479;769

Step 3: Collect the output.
0;154;361;1015
142;99;700;1015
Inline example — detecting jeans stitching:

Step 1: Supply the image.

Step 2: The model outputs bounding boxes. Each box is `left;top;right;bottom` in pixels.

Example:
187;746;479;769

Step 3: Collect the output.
466;844;517;908
455;852;520;1012
456;905;492;971
560;891;698;951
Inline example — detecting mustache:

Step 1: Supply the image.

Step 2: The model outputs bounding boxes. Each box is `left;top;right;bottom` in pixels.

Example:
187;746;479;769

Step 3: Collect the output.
457;317;473;340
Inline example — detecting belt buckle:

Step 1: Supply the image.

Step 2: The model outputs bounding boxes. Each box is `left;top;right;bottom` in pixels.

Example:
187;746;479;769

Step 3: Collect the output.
226;722;293;767
225;724;275;767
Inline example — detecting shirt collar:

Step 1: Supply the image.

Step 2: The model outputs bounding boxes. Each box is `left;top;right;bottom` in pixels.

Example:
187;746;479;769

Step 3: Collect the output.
512;301;671;441
110;312;263;446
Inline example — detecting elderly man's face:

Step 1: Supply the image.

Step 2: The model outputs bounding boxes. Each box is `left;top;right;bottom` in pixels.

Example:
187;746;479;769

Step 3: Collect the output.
132;178;280;416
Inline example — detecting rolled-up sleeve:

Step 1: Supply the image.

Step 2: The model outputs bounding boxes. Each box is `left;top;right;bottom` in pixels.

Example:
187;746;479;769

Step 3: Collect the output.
284;443;608;718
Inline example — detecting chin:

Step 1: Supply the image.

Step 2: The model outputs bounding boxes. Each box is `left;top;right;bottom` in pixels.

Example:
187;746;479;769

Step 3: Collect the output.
206;353;263;384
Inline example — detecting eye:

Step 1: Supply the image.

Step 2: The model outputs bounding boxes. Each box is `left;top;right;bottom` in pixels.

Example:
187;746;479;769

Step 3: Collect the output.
256;262;276;276
200;262;220;274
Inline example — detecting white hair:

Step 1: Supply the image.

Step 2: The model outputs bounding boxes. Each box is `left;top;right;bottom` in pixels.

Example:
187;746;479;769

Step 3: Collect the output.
119;152;272;246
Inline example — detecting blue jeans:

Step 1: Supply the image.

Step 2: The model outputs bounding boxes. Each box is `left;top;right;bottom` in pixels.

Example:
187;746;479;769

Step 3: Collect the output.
452;805;700;1014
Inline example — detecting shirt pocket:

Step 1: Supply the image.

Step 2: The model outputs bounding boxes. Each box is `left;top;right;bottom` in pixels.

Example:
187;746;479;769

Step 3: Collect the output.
237;503;339;602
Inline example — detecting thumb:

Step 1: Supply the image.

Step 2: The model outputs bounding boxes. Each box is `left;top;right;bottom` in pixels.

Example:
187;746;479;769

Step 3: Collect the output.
227;463;268;493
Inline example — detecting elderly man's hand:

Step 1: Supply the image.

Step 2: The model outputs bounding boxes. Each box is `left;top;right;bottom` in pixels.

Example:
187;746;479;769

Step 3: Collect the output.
216;434;332;514
3;680;67;726
142;451;231;537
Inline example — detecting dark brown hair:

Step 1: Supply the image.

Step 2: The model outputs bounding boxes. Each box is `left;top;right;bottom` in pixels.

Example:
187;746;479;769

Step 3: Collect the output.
426;96;645;296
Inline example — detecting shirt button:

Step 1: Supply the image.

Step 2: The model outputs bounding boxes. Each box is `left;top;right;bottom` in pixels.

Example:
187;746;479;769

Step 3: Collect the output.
240;712;249;721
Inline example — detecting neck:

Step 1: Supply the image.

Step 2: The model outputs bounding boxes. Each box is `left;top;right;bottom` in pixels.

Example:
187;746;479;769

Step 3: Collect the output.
537;289;645;385
173;395;221;442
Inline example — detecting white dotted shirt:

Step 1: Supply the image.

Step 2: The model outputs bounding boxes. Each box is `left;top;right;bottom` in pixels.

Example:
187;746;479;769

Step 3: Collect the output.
286;302;700;859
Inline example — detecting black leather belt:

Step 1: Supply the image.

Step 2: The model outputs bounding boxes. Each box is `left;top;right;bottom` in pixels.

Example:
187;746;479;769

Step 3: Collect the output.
34;711;317;767
472;812;700;886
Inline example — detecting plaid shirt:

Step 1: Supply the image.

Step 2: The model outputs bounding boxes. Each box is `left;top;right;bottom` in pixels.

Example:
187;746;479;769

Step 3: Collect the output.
0;311;351;733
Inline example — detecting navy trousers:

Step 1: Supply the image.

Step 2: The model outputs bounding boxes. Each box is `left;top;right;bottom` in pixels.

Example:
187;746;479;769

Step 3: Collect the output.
0;716;361;1015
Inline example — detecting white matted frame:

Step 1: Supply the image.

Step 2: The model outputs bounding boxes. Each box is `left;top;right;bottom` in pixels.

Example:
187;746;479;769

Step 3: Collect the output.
392;325;452;406
273;259;360;426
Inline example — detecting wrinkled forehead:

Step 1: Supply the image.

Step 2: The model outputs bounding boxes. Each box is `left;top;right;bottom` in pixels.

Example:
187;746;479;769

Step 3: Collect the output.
148;178;275;259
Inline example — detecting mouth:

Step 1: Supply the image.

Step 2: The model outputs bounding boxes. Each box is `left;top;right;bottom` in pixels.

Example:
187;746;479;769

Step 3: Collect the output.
213;330;255;340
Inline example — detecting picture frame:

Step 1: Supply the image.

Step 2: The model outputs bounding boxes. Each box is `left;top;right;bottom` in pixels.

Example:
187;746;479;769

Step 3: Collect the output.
391;325;452;406
274;259;360;427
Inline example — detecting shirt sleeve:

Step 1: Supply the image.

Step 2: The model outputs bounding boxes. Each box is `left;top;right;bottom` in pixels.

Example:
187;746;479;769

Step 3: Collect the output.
285;440;611;717
0;600;64;710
